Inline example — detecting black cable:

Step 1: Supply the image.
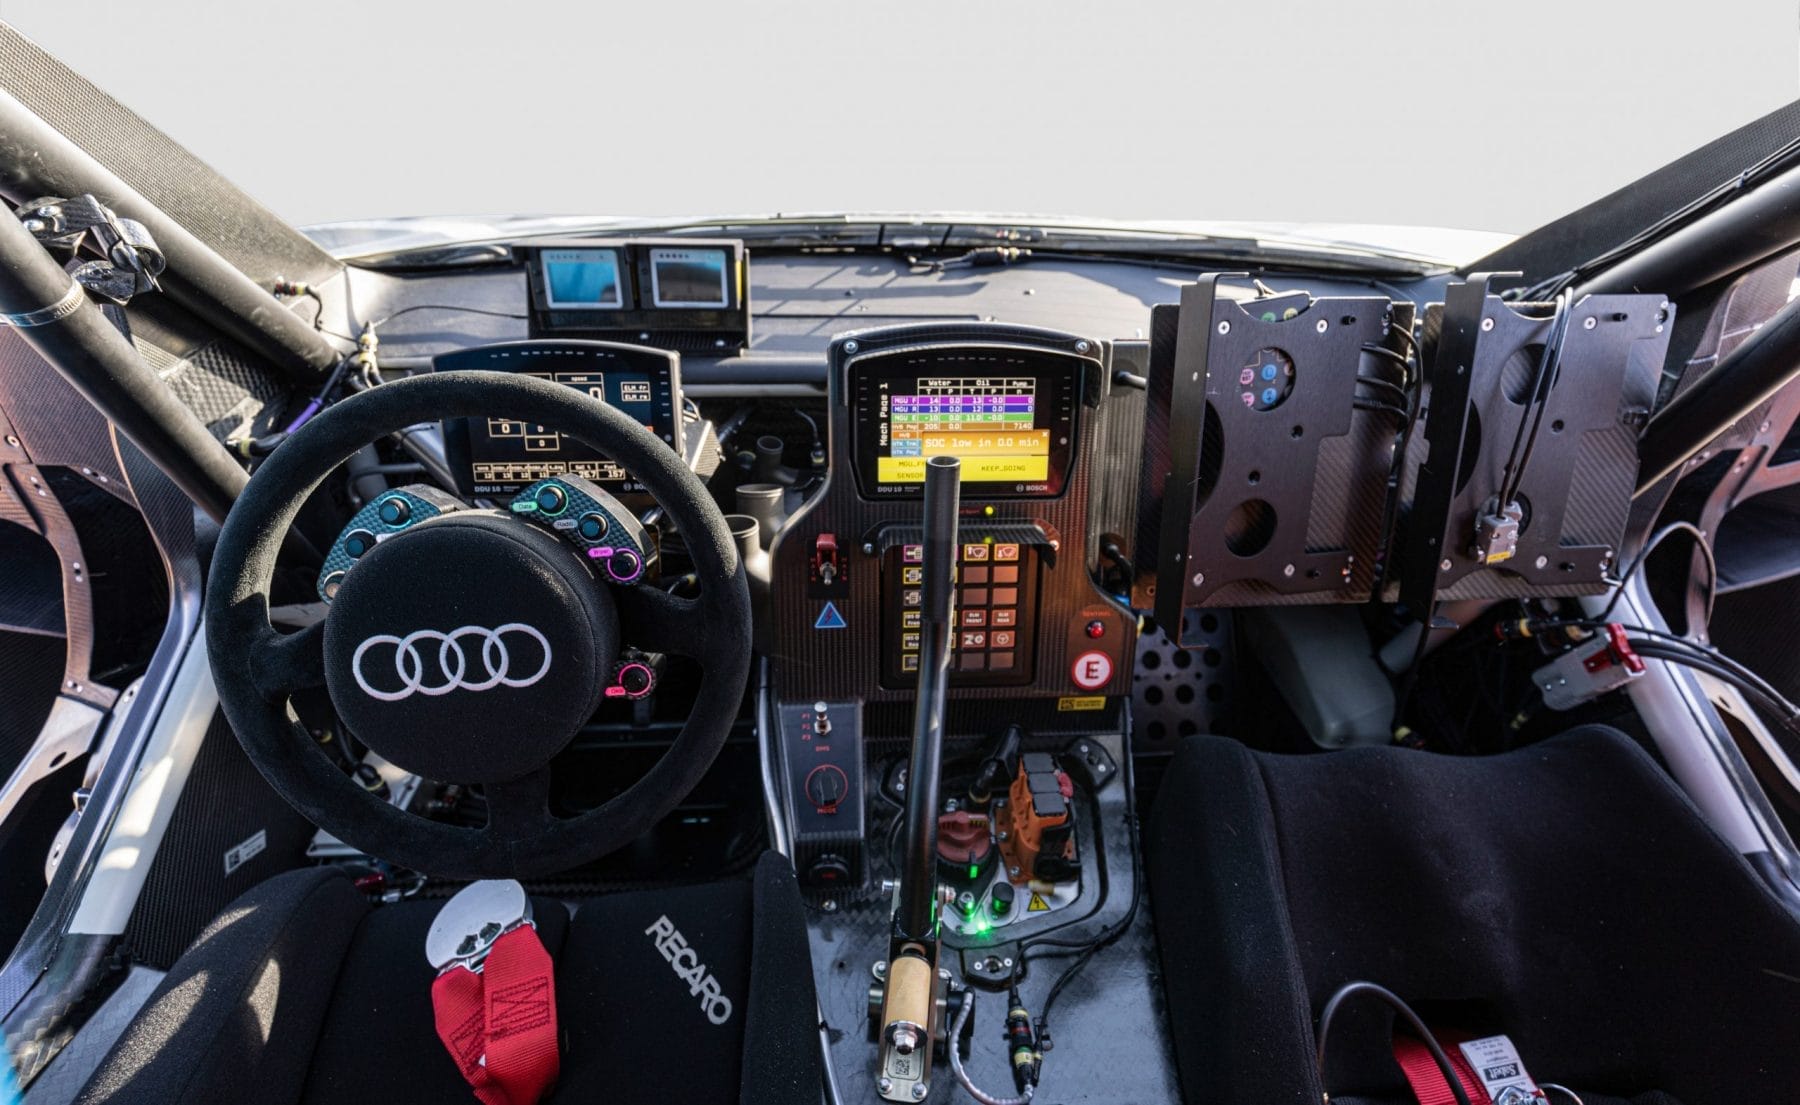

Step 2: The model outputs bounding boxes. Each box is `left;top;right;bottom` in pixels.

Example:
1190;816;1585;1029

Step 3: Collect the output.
320;303;529;342
1354;375;1409;404
1315;982;1475;1105
1353;398;1409;420
1595;520;1718;628
1371;320;1423;595
1359;343;1410;377
1495;292;1571;508
1630;643;1800;731
1517;132;1800;301
1018;811;1143;1045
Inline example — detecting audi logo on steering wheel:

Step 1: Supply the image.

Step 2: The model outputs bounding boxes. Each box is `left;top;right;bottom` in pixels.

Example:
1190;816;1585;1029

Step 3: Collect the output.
351;623;553;702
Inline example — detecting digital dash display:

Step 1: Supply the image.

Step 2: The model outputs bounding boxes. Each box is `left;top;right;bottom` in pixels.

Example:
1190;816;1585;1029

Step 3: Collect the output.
850;348;1081;499
436;340;681;499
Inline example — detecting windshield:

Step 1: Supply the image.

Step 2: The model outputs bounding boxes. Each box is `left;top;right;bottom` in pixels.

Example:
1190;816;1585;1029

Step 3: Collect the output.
5;2;1792;266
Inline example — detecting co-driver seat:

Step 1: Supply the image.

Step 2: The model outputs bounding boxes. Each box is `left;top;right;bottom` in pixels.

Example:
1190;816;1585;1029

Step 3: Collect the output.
1146;724;1800;1105
73;852;820;1105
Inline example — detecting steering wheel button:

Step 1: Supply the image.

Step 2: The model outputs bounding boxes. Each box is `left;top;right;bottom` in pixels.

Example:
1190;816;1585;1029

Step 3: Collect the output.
534;484;568;515
344;530;376;558
606;548;643;583
377;497;411;526
577;512;608;541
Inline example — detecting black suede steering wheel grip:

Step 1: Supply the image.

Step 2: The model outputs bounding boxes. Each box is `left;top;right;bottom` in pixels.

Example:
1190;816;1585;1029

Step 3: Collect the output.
206;371;751;878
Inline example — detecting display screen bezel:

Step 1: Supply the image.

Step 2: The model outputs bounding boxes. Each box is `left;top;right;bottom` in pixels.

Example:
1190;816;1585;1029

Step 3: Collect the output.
540;248;627;310
847;345;1082;500
647;247;731;309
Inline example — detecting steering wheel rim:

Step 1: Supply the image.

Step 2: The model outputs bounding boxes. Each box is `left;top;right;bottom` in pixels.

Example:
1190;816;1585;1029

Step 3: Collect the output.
206;370;751;878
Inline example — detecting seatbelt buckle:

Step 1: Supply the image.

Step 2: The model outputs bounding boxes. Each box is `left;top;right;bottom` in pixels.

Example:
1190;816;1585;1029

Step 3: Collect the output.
426;879;535;974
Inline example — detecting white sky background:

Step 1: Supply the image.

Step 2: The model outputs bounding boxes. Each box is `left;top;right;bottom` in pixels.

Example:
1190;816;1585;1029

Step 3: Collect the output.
2;0;1796;236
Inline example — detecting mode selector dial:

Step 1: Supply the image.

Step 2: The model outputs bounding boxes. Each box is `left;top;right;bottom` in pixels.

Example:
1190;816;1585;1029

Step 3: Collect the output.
803;764;849;813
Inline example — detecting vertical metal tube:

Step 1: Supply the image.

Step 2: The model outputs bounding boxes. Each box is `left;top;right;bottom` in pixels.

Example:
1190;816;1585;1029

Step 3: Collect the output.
0;211;248;523
896;455;960;942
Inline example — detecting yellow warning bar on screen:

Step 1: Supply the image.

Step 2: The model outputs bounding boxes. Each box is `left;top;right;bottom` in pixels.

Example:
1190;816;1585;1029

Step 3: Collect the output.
891;429;1051;456
878;455;1050;483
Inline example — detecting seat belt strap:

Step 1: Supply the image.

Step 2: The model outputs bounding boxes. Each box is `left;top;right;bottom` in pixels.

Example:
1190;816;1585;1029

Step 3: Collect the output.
432;926;560;1105
1395;1032;1549;1105
1393;1033;1490;1105
426;880;560;1105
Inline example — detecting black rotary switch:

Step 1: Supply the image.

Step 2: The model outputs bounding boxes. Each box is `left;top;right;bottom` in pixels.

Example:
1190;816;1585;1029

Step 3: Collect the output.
804;764;849;813
607;657;657;700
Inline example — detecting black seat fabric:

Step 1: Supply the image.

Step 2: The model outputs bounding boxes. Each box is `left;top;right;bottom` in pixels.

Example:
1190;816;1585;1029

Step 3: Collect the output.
1147;725;1800;1105
76;852;820;1105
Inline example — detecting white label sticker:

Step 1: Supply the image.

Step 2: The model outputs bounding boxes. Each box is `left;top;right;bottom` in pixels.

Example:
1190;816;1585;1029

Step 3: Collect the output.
1457;1035;1539;1103
224;829;267;876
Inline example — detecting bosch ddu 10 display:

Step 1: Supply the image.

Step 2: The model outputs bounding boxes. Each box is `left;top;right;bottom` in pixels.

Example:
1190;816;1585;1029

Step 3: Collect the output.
435;339;719;505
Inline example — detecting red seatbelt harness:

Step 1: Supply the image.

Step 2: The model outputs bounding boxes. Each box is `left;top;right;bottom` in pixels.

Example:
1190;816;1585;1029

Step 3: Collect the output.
1394;1031;1548;1105
425;880;561;1105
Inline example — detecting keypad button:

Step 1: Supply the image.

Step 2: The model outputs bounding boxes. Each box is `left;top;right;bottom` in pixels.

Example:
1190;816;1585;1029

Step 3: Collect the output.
989;651;1014;670
992;565;1019;584
958;653;987;672
962;543;989;561
903;589;922;607
901;654;920;672
963;566;990;585
903;545;924;563
991;587;1018;606
902;566;923;585
961;631;987;649
993;544;1020;561
991;608;1017;627
962;609;988;627
902;632;921;650
902;611;922;629
992;630;1016;649
961;588;988;606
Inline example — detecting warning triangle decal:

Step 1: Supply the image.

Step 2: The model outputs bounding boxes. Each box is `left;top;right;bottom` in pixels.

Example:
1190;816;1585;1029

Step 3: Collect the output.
1027;892;1050;912
815;602;848;630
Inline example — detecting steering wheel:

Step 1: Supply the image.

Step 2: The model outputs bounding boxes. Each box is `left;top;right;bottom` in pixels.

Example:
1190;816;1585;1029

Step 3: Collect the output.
206;371;751;879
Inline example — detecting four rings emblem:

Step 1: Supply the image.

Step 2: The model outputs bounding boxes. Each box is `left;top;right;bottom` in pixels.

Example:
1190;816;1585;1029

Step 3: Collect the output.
351;623;553;702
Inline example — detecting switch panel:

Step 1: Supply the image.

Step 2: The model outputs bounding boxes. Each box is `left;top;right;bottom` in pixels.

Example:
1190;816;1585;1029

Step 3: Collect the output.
881;540;1040;688
775;699;865;891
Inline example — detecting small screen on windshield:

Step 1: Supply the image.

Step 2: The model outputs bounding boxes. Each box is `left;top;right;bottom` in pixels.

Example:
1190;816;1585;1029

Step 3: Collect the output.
541;248;625;309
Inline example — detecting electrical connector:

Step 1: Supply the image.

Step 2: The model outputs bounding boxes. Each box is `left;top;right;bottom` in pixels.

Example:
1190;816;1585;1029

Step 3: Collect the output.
1531;623;1645;710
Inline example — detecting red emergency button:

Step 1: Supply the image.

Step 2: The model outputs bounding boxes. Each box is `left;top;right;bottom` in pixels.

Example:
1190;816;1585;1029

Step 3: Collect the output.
1085;619;1106;639
1071;650;1113;690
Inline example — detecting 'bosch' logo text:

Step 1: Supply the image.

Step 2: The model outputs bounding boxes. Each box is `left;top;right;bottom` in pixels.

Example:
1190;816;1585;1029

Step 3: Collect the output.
351;624;552;701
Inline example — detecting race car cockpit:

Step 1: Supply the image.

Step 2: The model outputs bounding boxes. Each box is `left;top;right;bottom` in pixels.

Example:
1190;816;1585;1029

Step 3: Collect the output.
1;18;1799;1105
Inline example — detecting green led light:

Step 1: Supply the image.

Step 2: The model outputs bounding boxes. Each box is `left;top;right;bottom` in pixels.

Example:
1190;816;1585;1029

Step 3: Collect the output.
969;864;980;880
